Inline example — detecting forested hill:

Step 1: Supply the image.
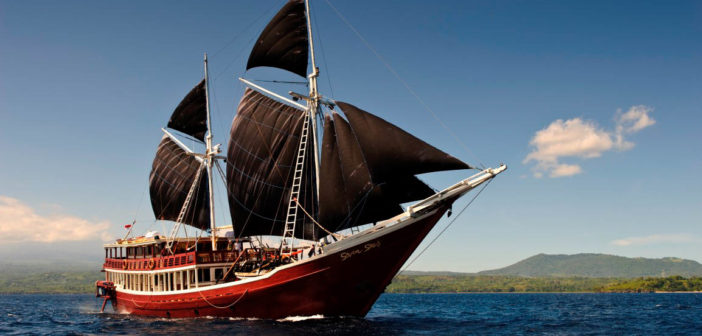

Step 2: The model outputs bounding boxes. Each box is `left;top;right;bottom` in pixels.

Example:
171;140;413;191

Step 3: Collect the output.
478;254;702;278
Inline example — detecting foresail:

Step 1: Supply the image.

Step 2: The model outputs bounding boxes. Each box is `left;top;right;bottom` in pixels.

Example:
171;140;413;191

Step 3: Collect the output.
318;103;470;232
167;79;208;142
336;101;471;177
226;88;318;240
246;0;309;77
318;114;423;231
149;136;210;230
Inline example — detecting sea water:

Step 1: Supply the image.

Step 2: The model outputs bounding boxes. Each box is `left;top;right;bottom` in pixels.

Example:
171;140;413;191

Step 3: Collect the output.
1;293;701;335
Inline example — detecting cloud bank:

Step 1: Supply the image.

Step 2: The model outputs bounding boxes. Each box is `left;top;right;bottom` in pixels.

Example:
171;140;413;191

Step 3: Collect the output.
611;233;700;247
524;105;655;178
0;195;111;243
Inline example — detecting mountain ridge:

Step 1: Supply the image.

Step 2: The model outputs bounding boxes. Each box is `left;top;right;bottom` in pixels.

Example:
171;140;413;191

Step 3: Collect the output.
477;253;702;278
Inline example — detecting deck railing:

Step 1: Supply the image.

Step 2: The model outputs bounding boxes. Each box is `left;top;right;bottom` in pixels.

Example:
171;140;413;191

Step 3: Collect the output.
102;248;284;271
103;251;199;271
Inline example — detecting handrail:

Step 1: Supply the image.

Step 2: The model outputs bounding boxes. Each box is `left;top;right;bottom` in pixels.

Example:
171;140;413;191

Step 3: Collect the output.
102;250;253;271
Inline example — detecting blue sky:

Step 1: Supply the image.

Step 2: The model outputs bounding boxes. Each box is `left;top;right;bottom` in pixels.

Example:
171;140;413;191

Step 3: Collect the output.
1;0;700;271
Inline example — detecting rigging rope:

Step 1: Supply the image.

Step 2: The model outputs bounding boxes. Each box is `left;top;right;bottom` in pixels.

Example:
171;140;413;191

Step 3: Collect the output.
199;289;248;309
311;2;335;98
293;198;343;240
323;0;486;169
399;178;493;273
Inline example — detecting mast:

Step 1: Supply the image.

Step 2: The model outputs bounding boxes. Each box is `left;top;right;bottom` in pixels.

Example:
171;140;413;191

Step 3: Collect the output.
204;53;218;251
305;0;321;199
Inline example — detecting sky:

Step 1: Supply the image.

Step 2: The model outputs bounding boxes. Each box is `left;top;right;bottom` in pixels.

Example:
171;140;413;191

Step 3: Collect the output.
0;0;700;272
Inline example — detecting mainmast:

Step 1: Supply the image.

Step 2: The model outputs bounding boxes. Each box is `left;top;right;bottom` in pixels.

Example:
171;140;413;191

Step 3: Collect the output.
204;53;219;251
305;0;321;199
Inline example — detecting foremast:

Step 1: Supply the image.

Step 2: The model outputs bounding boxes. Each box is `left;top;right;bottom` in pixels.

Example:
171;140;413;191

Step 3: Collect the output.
161;53;221;253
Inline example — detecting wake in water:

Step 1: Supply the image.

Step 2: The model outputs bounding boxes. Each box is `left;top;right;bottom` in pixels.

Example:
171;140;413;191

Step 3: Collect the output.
276;314;325;322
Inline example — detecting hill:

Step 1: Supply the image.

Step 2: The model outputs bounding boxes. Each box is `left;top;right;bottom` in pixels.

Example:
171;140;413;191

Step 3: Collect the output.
387;275;620;293
479;253;702;278
0;263;101;294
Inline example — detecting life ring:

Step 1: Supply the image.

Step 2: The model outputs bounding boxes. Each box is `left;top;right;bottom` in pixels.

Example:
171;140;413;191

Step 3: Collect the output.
148;259;155;269
122;260;128;270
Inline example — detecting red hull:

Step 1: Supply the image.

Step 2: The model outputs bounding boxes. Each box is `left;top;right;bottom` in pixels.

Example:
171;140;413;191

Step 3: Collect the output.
111;206;449;319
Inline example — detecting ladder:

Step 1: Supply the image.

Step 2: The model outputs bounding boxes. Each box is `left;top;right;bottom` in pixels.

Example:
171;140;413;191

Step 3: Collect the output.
281;112;311;253
166;161;205;252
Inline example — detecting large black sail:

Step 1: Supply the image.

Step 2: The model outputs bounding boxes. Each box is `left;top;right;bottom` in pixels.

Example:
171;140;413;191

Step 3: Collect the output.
226;88;317;240
246;0;309;77
318;104;470;232
318;114;408;230
336;101;471;177
149;136;210;230
167;79;208;142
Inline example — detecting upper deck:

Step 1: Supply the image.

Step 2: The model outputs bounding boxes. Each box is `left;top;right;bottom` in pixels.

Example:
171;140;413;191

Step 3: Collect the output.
102;237;303;272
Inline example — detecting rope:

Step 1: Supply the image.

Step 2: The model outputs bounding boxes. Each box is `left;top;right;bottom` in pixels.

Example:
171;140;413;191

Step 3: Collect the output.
400;178;493;273
323;0;485;169
293;198;342;240
199;289;248;309
311;3;335;98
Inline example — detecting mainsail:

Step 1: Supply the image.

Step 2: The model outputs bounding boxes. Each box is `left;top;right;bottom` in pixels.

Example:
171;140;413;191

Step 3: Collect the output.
226;88;318;240
318;103;471;232
167;79;208;142
246;0;309;77
149;136;210;230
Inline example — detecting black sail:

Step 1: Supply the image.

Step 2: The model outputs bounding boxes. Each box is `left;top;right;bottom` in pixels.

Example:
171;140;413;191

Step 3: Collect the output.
246;0;309;77
318;104;469;232
167;79;208;142
336;101;471;178
149;136;210;230
318;113;434;231
226;88;317;240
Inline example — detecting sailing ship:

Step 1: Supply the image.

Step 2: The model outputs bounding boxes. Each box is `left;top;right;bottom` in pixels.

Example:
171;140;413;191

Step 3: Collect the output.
95;0;506;318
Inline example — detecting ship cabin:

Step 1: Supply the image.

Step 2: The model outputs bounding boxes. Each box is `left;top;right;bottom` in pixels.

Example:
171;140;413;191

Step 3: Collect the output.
101;235;312;293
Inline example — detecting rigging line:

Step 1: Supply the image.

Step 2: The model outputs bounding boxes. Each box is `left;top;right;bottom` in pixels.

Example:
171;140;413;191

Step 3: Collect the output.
210;0;281;70
212;22;261;82
311;2;334;98
131;184;148;223
126;134;170;239
293;198;342;240
323;0;486;169
199;289;248;309
400;178;493;274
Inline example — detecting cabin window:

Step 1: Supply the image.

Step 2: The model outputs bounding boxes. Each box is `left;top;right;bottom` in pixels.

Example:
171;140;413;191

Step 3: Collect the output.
214;268;224;281
198;268;211;282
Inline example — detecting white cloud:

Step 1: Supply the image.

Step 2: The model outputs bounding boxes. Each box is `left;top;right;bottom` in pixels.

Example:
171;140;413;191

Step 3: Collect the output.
0;195;111;243
524;105;655;178
549;163;582;178
616;105;656;134
611;233;700;247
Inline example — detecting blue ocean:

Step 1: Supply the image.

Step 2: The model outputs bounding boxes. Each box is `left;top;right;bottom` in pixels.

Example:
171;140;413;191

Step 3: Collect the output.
1;293;701;335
